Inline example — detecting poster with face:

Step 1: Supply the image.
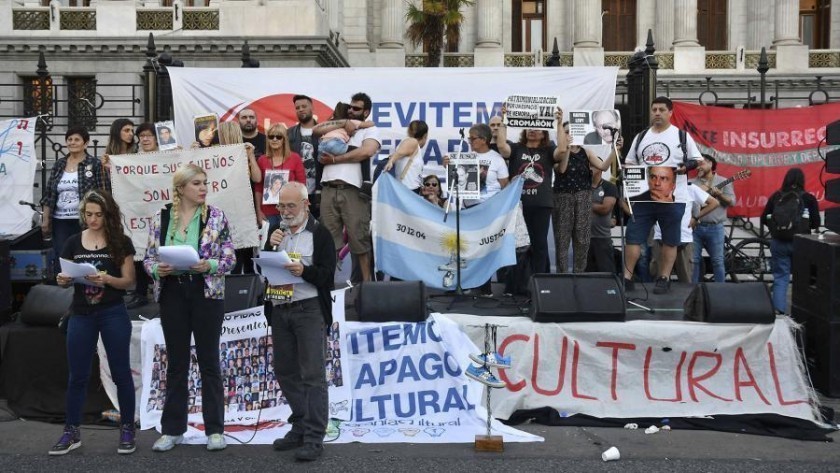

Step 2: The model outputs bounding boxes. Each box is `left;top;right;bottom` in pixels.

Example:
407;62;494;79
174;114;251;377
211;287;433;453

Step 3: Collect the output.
625;165;678;203
446;152;480;201
193;113;219;148
568;109;622;146
155;120;178;150
262;169;290;205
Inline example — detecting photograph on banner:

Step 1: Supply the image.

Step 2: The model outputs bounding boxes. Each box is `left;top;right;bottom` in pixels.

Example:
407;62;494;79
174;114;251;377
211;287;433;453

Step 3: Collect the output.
446;152;480;201
261;169;289;205
568;109;622;146
0;117;38;237
155;120;178;151
194;113;219;148
624;164;679;203
503;95;559;130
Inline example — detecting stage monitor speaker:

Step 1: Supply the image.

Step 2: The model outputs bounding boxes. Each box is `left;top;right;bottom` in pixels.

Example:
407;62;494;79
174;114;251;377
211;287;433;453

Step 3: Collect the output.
825;207;840;235
529;273;625;323
684;282;774;324
0;240;10;316
355;281;428;323
793;234;840;321
224;274;264;313
18;284;73;326
792;305;840;397
827;119;840;146
826;178;840;203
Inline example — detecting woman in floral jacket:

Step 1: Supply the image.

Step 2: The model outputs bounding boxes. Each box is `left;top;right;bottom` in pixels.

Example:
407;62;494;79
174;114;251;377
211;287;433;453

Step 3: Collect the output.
143;163;235;453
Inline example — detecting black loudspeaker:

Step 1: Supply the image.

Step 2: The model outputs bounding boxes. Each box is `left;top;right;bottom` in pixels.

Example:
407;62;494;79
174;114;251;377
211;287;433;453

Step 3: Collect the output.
827;119;840;146
793;234;840;321
355;281;428;323
224;274;264;313
18;284;73;326
529;273;625;323
684;282;774;324
792;306;840;397
0;240;10;316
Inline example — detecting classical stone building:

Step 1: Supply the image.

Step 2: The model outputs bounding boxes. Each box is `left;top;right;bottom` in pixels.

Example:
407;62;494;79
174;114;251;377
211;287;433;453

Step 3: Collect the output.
1;0;839;146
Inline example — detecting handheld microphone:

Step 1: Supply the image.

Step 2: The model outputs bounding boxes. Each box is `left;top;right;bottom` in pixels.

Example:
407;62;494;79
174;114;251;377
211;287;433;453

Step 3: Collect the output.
604;126;620;134
271;221;290;251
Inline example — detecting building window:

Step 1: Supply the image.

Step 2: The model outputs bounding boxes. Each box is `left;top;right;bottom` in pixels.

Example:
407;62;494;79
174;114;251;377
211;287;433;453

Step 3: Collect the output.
22;75;54;121
800;0;830;49
39;0;91;6
67;77;97;131
512;0;546;52
698;0;728;50
602;0;636;51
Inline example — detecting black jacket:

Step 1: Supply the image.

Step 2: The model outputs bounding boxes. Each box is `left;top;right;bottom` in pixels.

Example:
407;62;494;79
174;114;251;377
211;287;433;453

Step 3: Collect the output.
262;214;336;325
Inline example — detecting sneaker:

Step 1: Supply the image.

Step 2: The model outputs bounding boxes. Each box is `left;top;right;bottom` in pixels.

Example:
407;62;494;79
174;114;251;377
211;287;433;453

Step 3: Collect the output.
294;442;324;461
48;425;81;456
206;433;227;451
469;352;511;369
126;295;148;310
653;276;671;294
152;434;183;452
273;432;304;451
623;278;635;291
465;364;506;389
117;424;136;455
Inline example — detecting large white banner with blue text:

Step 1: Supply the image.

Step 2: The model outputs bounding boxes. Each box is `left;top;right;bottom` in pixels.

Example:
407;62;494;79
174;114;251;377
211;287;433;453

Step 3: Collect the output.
167;67;618;174
373;174;524;289
0;117;37;237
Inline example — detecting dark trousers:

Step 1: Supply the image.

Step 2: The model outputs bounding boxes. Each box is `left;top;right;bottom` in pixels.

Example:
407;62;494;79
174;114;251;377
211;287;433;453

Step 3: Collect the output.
586;237;616;273
270;298;328;444
52;218;80;272
523;206;552;274
159;276;225;435
134;261;150;297
232;247;255;274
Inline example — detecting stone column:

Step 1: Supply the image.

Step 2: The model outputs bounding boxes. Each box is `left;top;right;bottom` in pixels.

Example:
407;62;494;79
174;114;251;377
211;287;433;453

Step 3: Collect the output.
636;0;656;50
572;0;603;66
773;0;800;45
655;0;674;50
474;0;504;66
379;0;404;48
672;0;699;46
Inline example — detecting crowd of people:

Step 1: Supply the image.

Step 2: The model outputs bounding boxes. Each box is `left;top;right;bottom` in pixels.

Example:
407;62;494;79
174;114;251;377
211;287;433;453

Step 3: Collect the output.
40;93;822;460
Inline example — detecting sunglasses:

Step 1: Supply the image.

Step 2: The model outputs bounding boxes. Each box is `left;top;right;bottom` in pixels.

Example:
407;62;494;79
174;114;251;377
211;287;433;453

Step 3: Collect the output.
424;181;439;188
268;135;285;141
348;105;364;112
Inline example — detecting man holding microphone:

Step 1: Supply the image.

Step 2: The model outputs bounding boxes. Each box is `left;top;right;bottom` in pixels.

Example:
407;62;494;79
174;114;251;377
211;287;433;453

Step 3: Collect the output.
263;181;336;462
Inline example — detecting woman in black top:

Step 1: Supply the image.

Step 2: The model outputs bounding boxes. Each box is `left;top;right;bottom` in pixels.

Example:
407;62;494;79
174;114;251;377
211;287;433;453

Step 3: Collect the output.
50;190;137;456
552;122;620;273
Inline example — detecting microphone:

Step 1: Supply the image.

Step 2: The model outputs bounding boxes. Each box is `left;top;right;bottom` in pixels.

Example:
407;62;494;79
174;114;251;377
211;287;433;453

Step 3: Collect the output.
604;126;620;134
271;220;290;251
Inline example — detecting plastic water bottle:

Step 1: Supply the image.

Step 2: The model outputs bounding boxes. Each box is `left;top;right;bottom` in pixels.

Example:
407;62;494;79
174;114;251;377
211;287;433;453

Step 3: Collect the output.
803;208;810;220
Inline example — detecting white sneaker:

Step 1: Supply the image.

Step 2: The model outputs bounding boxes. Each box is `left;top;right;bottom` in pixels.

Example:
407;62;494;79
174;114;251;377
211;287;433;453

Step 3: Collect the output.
207;433;227;451
152;434;183;452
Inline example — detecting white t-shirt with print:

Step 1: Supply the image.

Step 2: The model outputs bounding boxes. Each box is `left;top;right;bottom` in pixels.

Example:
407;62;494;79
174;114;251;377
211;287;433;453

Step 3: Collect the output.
467;149;509;206
54;171;79;219
626;125;702;203
654;183;710;243
321;124;381;188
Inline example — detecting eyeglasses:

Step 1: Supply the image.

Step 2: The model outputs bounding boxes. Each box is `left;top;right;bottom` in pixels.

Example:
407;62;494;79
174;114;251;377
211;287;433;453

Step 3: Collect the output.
139;134;155;139
276;200;304;211
424;181;439;188
348;105;364;112
268;135;285;141
467;136;481;142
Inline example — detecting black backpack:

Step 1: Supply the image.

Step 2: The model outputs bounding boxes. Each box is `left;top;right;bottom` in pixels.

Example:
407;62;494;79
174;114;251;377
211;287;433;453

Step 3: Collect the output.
767;190;807;241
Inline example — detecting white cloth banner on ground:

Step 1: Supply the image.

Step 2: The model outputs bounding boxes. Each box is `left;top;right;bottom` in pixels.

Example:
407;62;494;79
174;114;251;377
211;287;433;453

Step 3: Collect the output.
449;314;825;426
109;145;258;259
0;117;37;237
373;174;524;289
205;314;541;445
137;289;352;438
167;67;617;171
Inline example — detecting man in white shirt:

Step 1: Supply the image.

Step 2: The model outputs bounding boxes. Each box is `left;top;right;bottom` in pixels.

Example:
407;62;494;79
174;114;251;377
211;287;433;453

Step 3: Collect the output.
314;92;381;282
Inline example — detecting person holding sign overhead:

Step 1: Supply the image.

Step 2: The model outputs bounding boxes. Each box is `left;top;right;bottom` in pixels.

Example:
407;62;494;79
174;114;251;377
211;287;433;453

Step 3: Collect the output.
143;163;236;452
50;190;137;456
262;181;335;462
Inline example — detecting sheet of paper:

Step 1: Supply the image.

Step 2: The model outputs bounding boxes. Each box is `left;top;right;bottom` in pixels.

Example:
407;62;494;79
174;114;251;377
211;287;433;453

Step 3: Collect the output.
59;258;99;286
252;250;302;285
158;245;201;270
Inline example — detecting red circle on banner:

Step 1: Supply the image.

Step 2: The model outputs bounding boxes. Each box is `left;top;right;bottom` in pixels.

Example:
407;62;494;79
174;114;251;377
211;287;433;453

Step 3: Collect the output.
220;94;335;133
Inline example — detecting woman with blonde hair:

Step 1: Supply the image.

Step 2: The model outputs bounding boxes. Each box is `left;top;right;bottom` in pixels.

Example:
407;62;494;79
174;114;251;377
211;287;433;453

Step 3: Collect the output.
254;123;305;227
143;163;236;452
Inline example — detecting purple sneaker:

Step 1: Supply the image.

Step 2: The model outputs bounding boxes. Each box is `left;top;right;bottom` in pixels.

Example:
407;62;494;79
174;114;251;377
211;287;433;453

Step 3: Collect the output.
118;424;136;454
49;425;81;456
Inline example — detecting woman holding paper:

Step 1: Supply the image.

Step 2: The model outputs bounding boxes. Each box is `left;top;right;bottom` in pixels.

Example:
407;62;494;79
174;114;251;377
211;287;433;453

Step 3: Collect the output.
50;190;137;456
143;163;236;452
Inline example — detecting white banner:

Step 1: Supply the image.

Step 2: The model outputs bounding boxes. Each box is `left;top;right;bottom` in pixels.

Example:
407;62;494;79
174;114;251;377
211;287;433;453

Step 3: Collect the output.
0;117;38;237
109;145;258;259
168;67;618;172
449;314;824;425
139;291;352;434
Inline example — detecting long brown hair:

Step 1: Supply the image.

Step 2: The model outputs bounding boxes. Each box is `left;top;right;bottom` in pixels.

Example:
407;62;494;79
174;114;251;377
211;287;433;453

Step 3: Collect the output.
79;190;130;263
518;129;550;147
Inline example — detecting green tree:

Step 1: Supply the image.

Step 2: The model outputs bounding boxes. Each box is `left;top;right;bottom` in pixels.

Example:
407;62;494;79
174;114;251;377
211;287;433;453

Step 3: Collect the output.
405;0;474;67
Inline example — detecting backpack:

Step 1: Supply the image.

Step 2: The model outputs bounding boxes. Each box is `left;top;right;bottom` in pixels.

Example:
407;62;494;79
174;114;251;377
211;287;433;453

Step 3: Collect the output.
767;190;807;241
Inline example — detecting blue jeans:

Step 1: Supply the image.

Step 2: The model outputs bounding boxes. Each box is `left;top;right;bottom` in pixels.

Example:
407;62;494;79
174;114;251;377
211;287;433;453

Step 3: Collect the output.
770;238;794;313
318;138;348;158
65;303;135;426
692;223;726;283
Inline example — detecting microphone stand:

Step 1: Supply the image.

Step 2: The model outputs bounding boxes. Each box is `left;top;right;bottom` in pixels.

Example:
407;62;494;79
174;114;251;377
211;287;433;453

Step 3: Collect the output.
442;129;468;309
610;128;654;314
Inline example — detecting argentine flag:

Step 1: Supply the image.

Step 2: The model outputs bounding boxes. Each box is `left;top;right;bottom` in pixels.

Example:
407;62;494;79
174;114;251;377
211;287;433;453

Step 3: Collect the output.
372;174;524;290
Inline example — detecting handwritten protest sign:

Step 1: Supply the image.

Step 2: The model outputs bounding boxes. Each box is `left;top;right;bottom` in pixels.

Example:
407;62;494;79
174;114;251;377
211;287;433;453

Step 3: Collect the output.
109;144;258;259
0;117;38;237
504;95;559;129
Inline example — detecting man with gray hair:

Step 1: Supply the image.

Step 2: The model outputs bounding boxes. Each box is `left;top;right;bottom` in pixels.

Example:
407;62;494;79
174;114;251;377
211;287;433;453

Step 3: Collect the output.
262;181;335;462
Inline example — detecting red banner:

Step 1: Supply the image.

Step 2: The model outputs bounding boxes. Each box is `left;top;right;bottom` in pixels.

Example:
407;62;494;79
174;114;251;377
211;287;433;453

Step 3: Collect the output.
671;101;839;218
